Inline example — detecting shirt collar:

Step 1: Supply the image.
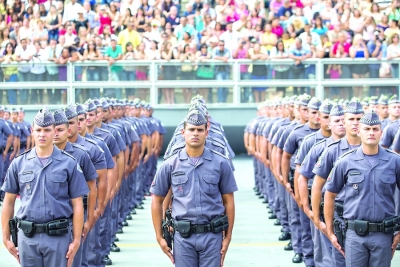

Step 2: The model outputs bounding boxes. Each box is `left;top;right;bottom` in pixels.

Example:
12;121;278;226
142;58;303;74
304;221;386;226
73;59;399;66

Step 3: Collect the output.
178;147;212;161
354;145;389;161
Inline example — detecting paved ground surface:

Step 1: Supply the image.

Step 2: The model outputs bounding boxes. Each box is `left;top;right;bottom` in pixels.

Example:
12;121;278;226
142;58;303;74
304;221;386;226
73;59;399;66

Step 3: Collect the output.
1;156;400;266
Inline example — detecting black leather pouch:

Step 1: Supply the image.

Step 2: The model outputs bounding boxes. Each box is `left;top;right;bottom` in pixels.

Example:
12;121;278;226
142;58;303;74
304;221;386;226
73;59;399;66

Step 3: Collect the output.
20;220;35;238
354;220;368;236
175;221;192;238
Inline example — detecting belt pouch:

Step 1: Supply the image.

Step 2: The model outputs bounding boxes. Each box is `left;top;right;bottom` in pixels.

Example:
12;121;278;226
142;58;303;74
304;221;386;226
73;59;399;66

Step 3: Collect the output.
48;227;68;236
175;221;191;238
354;220;368;236
210;215;229;233
20;221;35;237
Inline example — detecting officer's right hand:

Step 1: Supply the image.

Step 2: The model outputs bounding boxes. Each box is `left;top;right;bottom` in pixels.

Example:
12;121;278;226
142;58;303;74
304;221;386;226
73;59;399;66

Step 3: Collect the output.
285;183;295;198
66;240;80;267
329;233;345;257
157;238;174;264
391;232;400;258
4;240;19;263
314;219;327;236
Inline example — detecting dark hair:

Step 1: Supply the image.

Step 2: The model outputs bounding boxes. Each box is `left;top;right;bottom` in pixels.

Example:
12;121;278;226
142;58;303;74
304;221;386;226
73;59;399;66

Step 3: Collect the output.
126;8;133;16
183;44;190;53
125;41;133;51
3;42;15;56
200;44;207;49
276;40;284;51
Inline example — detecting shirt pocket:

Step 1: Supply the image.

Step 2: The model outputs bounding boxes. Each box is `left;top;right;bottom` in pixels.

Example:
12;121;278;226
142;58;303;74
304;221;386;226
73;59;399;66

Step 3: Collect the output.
379;174;396;196
171;172;189;197
202;173;219;195
19;171;35;197
346;174;364;197
49;172;68;196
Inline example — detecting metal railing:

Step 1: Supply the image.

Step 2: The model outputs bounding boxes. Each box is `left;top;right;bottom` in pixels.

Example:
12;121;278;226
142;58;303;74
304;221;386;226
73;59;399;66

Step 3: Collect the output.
1;58;399;108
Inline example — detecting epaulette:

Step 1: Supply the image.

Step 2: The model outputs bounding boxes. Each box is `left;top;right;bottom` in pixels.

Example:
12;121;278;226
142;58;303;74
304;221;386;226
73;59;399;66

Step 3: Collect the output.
61;150;77;160
171;141;185;151
91;134;105;142
338;149;357;160
210;136;225;146
107;124;119;130
71;142;87;152
292;124;304;131
326;139;341;148
98;128;111;134
210;149;229;159
15;148;32;158
386;148;400;157
312;138;327;148
303;132;317;141
85;138;98;145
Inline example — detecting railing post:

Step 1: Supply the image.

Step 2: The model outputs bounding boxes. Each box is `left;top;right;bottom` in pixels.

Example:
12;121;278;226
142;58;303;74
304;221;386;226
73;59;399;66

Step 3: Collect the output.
68;62;75;104
232;61;240;104
315;59;324;99
150;61;157;105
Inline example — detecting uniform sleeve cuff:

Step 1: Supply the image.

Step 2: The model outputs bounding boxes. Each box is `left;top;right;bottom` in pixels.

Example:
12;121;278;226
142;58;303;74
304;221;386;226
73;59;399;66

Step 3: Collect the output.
221;186;239;195
149;188;168;197
70;188;90;199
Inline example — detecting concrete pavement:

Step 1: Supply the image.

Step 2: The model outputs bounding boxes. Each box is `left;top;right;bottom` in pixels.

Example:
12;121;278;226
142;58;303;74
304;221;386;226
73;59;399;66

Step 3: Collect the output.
1;156;400;266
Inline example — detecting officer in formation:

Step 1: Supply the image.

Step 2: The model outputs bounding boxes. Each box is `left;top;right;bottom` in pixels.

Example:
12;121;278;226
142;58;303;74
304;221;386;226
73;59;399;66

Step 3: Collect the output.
151;95;238;267
245;94;400;266
1;98;166;267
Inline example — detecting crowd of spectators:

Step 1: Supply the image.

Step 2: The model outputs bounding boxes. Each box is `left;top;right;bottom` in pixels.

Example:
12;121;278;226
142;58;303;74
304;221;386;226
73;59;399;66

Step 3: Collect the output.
0;0;399;104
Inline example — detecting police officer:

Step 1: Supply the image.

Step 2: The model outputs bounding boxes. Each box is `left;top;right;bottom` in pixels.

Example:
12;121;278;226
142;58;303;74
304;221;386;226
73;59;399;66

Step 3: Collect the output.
53;109;99;267
17;107;32;153
361;97;369;113
381;95;400;131
2;107;89;267
3;107;19;179
12;108;30;156
376;94;389;124
324;111;400;267
150;110;237;267
0;106;13;191
311;100;364;267
298;104;346;267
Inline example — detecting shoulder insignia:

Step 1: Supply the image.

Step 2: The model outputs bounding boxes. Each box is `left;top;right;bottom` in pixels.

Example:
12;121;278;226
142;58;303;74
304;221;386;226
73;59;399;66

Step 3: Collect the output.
61;150;77;160
385;148;400;157
338;149;356;160
85;138;98;145
293;124;304;131
15;148;32;158
210;149;229;159
314;139;327;146
304;132;316;141
212;141;224;148
98;128;111;134
171;141;185;151
327;139;341;148
92;135;105;142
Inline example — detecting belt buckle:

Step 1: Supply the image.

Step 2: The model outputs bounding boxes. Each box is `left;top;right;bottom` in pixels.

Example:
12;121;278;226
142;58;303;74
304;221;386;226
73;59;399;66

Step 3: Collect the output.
35;225;46;234
196;225;208;234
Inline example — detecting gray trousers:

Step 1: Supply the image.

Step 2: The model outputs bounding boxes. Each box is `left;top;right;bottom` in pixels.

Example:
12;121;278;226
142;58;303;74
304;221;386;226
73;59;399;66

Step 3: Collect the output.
173;231;223;267
345;230;392;267
18;227;71;267
320;229;334;267
287;194;302;254
279;183;290;233
87;218;103;267
72;209;89;267
333;213;346;267
299;208;314;265
310;221;323;267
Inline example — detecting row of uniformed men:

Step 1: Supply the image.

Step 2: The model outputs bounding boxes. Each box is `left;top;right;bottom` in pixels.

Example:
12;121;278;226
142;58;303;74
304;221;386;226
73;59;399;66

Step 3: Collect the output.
244;94;400;267
150;95;238;267
1;97;165;267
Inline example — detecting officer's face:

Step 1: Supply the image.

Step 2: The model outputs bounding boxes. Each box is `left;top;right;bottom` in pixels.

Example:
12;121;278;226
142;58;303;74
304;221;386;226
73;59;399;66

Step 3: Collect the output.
68;118;78;138
96;108;103;123
370;104;378;112
344;113;363;137
54;124;70;144
118;107;124;117
298;106;309;122
358;124;382;146
86;111;96;127
134;107;141;117
377;104;389;118
77;114;87;135
389;103;400;117
102;108;109;122
33;124;55;148
129;107;135;116
182;123;208;149
308;108;320;126
363;105;369;113
329;115;345;138
287;104;295;117
3;112;10;120
11;112;18;122
317;112;330;130
18;111;25;121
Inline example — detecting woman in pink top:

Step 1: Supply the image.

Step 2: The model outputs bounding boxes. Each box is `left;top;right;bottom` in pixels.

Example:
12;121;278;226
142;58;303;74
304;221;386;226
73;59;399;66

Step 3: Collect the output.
271;18;283;38
97;5;114;35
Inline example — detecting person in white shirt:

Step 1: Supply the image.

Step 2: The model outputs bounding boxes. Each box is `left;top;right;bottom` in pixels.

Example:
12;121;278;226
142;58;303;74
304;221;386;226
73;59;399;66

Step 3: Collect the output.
62;0;82;24
64;24;78;47
30;41;47;104
219;22;242;51
45;38;62;103
15;37;35;104
120;0;140;16
299;24;321;47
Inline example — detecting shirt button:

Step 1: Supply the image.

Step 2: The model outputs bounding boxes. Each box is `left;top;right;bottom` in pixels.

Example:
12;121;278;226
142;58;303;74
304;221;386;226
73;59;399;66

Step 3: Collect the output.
195;179;198;181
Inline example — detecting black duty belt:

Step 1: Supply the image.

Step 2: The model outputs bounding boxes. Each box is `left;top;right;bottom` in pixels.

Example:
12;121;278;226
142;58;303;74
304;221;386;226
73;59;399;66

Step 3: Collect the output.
347;220;383;233
191;224;211;234
0;147;5;154
17;218;69;237
346;216;400;236
335;202;344;218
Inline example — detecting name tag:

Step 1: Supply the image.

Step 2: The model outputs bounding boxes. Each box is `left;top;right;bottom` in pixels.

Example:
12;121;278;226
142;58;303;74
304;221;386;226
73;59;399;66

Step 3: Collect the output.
172;171;185;176
22;171;33;175
349;172;361;176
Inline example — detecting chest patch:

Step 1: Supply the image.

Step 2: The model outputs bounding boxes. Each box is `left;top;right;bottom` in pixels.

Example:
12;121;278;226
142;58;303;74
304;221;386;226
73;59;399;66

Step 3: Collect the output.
349;171;361;176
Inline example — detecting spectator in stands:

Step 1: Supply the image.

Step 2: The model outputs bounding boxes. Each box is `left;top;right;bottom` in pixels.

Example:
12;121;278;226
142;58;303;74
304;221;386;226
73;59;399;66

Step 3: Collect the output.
32;19;48;47
233;39;250;102
248;42;268;103
64;24;77;47
377;15;389;33
350;34;369;98
288;37;311;94
349;9;365;35
269;0;283;21
387;33;400;78
201;2;216;20
179;43;195;103
19;17;33;44
14;0;25;19
0;27;10;52
105;38;123;98
122;42;137;100
277;0;292;29
63;0;82;24
100;24;116;46
39;4;48;20
367;33;384;95
15;37;34;104
134;41;148;100
260;23;277;52
213;39;231;103
299;24;321;47
57;47;73;104
97;4;114;35
110;2;121;33
219;22;241;51
84;39;103;99
1;43;18;104
45;38;62;104
118;17;141;52
312;17;328;36
270;40;290;97
195;43;212;102
73;7;89;32
30;41;46;104
46;5;61;41
174;16;195;41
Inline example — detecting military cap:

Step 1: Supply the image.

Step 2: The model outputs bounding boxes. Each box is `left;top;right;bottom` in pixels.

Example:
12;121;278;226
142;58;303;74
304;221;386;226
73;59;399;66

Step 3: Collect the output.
338;99;344;105
345;100;364;114
85;100;97;112
282;97;289;105
144;104;152;111
100;98;110;109
298;94;311;106
262;100;270;107
18;107;25;113
76;104;87;116
132;98;141;108
185;110;208;126
140;100;146;107
359;111;381;126
343;99;349;107
34;107;55;127
288;95;297;104
93;98;102;108
389;95;400;104
332;99;339;104
11;108;18;113
378;94;389;105
319;99;333;114
3;107;9;113
64;104;78;119
330;104;344;116
0;105;4;112
361;97;369;106
257;103;263;111
53;109;69;126
307;97;321;110
368;96;378;105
